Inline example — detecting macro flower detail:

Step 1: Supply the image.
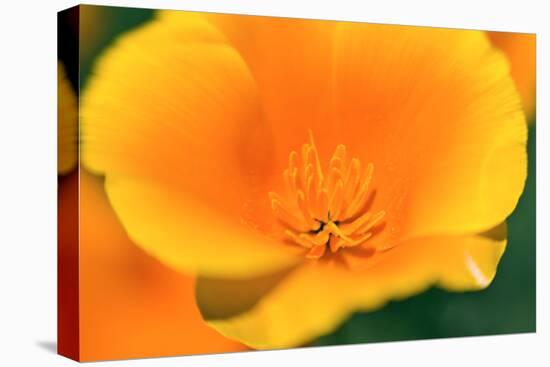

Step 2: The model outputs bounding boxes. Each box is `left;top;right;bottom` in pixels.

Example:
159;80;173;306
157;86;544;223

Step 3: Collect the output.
82;11;527;350
270;132;386;261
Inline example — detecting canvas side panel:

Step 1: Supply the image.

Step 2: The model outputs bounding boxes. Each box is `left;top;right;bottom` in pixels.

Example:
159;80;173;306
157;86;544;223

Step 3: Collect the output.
57;5;80;362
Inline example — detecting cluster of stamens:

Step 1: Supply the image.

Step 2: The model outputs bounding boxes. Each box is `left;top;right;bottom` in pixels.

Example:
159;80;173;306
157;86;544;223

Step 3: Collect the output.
269;131;385;260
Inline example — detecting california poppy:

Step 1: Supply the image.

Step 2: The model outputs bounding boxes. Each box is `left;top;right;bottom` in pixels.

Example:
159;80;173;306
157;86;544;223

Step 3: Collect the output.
82;11;527;349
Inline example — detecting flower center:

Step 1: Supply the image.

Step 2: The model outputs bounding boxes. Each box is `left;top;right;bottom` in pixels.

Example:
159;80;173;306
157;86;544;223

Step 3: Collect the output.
269;131;385;260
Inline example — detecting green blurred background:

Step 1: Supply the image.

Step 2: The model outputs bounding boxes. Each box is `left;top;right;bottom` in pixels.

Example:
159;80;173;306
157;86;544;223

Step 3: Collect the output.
74;5;536;347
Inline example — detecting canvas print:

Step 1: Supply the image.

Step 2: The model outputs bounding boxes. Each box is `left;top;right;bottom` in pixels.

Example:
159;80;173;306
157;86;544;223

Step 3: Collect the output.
57;5;536;362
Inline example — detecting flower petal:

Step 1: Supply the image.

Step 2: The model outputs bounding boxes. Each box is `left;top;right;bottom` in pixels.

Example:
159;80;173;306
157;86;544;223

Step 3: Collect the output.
437;223;507;291
332;23;527;239
104;175;300;278
59;171;246;361
58;62;77;174
82;16;299;277
488;31;536;120
197;226;507;349
159;10;337;171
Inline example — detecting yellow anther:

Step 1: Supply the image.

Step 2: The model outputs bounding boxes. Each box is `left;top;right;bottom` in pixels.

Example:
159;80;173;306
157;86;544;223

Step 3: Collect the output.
270;131;385;259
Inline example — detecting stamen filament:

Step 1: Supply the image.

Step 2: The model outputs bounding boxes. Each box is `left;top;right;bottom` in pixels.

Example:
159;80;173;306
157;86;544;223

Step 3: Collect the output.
270;131;385;260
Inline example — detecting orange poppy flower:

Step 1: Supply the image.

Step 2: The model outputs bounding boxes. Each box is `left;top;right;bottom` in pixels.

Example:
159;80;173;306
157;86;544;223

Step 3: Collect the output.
488;31;536;121
58;170;246;361
81;11;527;349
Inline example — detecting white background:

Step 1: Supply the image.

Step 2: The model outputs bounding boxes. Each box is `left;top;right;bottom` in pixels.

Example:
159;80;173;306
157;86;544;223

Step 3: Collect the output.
0;0;547;365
